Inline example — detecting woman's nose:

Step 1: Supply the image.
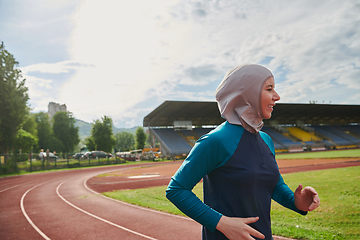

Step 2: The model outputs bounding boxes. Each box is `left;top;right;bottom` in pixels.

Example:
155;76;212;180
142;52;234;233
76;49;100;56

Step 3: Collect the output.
273;90;280;101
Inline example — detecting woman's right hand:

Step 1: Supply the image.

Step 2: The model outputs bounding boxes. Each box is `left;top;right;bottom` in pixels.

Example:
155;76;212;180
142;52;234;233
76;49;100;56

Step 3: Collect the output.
216;215;265;240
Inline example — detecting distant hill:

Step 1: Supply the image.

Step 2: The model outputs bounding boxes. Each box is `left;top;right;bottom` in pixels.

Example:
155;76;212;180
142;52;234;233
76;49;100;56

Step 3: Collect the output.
75;119;138;140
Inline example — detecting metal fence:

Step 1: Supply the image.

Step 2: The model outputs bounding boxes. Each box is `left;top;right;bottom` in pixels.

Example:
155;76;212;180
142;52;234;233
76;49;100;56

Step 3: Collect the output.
0;153;126;175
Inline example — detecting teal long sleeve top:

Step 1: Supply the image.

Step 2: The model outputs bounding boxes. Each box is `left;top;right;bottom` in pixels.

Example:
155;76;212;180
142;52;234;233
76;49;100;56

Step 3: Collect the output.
166;122;307;240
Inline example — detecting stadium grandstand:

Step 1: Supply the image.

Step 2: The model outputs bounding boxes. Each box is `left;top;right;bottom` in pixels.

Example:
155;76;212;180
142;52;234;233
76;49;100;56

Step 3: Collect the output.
143;101;360;158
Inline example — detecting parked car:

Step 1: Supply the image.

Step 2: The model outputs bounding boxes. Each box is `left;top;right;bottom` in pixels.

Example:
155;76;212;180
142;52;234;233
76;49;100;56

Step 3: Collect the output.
72;153;84;159
81;151;92;159
36;152;58;161
84;151;111;159
116;152;136;161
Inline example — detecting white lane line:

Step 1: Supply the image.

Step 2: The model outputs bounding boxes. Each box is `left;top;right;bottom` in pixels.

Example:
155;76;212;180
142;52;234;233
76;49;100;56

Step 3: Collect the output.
20;183;51;240
83;178;191;221
1;179;47;193
0;184;20;193
56;182;157;240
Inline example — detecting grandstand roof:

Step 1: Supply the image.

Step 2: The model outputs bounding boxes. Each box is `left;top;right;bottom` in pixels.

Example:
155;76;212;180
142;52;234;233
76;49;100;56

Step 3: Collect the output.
143;101;360;127
269;103;360;125
143;101;223;127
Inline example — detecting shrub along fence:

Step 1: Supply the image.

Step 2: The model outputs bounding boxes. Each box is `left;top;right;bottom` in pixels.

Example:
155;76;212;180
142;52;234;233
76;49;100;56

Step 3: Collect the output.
0;153;126;175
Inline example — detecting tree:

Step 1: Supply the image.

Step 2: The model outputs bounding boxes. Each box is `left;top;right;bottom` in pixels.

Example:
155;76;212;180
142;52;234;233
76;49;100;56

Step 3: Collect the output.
20;113;38;152
115;132;135;152
85;137;96;151
14;129;37;154
34;112;67;154
52;111;80;153
0;42;29;155
34;112;54;152
73;138;86;153
22;114;38;139
135;127;147;150
89;116;116;153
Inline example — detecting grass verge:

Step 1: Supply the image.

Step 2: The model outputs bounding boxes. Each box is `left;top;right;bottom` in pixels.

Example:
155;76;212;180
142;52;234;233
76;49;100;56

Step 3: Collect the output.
103;166;360;240
276;148;360;159
0;159;175;177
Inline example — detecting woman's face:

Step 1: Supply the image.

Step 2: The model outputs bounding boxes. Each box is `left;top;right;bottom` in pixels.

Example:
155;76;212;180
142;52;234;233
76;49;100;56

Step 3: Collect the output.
261;77;280;119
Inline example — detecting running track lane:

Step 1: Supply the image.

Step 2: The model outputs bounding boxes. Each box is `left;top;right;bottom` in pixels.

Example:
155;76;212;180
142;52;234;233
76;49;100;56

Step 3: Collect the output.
0;163;201;240
2;161;359;240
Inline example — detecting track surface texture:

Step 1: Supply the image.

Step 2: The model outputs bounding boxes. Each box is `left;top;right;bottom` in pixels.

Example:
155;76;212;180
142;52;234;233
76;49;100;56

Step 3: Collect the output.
1;157;359;240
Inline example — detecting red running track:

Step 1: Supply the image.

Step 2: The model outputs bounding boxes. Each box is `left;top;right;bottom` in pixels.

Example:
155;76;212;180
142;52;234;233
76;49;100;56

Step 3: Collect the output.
1;160;359;240
0;162;200;240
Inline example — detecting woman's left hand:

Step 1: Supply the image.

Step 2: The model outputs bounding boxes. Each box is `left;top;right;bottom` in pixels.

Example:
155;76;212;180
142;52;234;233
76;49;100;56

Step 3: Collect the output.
294;184;320;212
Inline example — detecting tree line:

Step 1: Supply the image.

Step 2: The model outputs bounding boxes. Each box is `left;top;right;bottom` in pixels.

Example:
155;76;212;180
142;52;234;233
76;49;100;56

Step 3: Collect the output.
0;41;147;161
84;116;147;153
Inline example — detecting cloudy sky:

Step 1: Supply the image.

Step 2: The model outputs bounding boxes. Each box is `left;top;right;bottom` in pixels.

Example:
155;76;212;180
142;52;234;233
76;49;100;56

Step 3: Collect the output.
1;0;359;128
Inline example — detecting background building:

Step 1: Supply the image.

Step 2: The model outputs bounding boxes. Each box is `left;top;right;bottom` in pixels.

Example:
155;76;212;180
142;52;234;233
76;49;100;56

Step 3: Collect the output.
47;102;67;119
143;101;360;158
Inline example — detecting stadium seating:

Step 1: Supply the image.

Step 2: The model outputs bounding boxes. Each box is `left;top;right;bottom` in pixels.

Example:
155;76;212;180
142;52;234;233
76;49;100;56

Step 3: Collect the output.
312;125;356;146
193;127;214;138
337;125;360;139
151;124;359;157
261;126;303;149
151;128;192;156
286;127;322;142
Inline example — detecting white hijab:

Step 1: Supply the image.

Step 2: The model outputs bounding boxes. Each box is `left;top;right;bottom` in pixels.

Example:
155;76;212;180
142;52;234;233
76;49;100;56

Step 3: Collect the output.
215;64;273;133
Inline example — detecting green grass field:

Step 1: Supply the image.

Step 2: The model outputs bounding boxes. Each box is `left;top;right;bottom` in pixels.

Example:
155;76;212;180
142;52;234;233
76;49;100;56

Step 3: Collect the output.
270;166;360;239
104;166;360;239
104;154;360;239
276;148;360;159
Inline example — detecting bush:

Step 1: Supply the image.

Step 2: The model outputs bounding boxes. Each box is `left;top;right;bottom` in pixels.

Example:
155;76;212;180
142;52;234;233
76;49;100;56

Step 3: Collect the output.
0;159;19;174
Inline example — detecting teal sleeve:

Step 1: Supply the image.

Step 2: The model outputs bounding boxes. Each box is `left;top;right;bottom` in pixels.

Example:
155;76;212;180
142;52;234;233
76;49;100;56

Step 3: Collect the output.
166;122;243;232
166;178;222;232
272;175;308;215
259;131;307;215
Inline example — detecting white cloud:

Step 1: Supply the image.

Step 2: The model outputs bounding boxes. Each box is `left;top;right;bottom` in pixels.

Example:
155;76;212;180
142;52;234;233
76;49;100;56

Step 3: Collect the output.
163;90;215;102
22;74;55;112
10;0;359;126
20;60;94;112
350;93;360;102
21;60;93;74
336;65;360;90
